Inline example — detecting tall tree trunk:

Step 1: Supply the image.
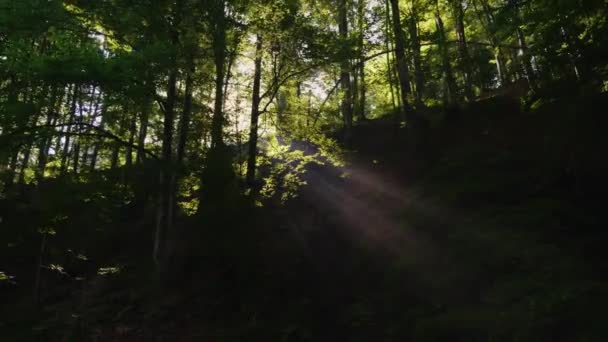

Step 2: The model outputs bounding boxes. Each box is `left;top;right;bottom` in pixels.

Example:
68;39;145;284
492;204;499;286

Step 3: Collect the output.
451;0;474;101
60;85;79;175
2;78;19;188
352;58;359;121
476;0;508;86
110;113;126;170
89;101;108;171
390;0;429;153
154;46;178;268
408;2;425;106
72;87;87;174
357;0;367;120
125;113;137;169
306;89;312;128
246;35;263;186
435;6;458;105
136;97;151;164
388;0;414;119
515;26;535;85
559;25;581;80
222;35;240;114
339;0;353;143
176;61;195;165
210;1;227;148
508;0;536;88
385;0;397;111
36;85;62;180
52;85;73;168
4;151;18;190
80;87;102;169
19;87;48;185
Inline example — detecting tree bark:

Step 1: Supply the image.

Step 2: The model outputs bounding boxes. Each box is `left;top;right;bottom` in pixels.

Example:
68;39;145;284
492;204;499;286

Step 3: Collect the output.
388;0;414;119
476;0;508;86
176;61;195;165
559;25;581;80
110;112;126;170
154;42;178;268
385;0;397;111
246;35;263;186
71;87;87;174
125;112;137;169
508;0;536;88
435;6;458;105
408;1;425;106
18;87;48;185
36;85;62;180
136;96;151;164
357;0;367;120
210;0;227;148
89;100;108;171
451;0;474;101
80;87;102;169
339;0;353;143
60;85;79;175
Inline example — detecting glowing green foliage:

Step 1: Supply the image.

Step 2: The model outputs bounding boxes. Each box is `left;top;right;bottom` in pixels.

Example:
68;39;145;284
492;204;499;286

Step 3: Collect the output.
97;266;121;276
0;271;13;282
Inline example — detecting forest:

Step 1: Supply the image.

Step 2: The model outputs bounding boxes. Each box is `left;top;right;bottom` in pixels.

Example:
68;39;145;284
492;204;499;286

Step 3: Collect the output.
1;0;608;340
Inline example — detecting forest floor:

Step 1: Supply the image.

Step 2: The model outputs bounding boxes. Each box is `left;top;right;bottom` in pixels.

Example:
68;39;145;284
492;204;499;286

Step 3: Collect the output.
3;94;608;341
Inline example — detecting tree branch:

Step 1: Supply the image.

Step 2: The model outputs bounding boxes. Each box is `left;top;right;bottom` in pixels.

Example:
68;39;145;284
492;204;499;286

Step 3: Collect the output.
2;122;159;160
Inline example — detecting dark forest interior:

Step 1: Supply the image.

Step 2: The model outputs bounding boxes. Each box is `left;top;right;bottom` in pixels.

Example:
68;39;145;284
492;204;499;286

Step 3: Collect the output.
1;0;608;340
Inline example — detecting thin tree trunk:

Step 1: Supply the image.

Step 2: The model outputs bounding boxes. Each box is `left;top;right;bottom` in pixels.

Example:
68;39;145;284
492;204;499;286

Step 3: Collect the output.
52;85;73;167
515;26;535;85
408;1;425;106
306;89;312;129
176;61;195;165
89;101;108;171
154;68;177;268
352;59;359;121
18;87;47;185
451;0;474;101
154;21;179;267
476;0;508;86
60;85;79;175
388;0;414;120
4;149;19;190
357;0;367;120
385;0;397;111
507;0;536;88
210;2;227;148
435;6;458;105
110;113;126;170
80;87;102;169
339;0;353;144
125;113;137;169
72;87;87;174
2;79;20;188
136;97;151;164
559;25;581;80
222;35;240;114
36;85;62;180
246;34;263;186
389;0;428;153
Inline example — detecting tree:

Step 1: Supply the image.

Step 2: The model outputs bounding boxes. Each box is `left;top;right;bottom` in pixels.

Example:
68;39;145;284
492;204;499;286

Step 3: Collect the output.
246;34;263;186
338;0;354;143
